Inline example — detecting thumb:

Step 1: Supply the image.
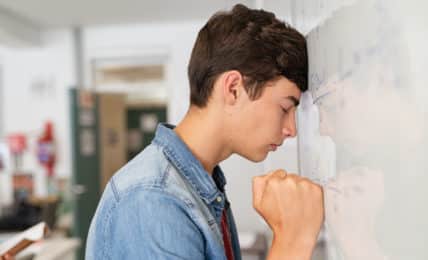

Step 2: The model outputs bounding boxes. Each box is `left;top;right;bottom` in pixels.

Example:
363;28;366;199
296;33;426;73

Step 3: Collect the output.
252;171;277;209
252;175;269;209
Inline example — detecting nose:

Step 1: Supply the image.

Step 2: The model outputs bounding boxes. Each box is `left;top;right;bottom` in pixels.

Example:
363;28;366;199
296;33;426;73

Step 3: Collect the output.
282;110;297;138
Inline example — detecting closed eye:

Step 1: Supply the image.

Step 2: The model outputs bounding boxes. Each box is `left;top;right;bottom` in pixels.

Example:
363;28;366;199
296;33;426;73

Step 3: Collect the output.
282;106;292;114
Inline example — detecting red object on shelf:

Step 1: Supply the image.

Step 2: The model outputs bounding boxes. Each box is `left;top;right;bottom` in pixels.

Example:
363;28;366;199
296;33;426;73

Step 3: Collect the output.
7;134;27;154
37;121;56;177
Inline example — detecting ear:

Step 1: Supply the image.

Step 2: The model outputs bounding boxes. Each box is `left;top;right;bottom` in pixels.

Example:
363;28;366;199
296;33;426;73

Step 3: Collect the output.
221;70;245;105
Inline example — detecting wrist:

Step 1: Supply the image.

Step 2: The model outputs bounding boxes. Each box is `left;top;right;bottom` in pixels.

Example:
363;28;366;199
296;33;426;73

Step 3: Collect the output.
269;231;315;260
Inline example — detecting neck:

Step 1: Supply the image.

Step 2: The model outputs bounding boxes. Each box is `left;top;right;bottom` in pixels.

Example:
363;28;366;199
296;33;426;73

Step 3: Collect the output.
174;106;232;175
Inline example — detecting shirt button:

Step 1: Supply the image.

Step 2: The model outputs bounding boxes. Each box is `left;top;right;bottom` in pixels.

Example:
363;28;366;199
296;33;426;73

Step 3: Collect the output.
216;196;222;203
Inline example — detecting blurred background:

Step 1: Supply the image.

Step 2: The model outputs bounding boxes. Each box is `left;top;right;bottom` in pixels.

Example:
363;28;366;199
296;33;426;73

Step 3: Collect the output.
0;0;427;260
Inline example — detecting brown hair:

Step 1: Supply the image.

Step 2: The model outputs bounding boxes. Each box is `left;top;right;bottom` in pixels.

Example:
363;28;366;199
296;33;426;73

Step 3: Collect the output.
188;4;308;107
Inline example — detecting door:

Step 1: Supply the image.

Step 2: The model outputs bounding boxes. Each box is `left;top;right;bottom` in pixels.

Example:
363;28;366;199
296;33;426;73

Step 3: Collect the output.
69;88;101;260
98;93;127;191
126;105;167;160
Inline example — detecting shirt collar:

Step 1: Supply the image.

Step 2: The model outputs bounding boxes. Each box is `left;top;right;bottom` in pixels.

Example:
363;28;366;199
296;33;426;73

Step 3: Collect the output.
152;123;227;204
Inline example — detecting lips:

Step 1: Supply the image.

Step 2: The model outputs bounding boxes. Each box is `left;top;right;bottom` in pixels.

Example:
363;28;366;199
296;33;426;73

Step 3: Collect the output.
270;144;278;151
269;141;283;151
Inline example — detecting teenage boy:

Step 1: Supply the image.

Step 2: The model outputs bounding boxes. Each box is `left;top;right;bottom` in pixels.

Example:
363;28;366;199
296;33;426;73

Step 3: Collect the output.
86;4;323;260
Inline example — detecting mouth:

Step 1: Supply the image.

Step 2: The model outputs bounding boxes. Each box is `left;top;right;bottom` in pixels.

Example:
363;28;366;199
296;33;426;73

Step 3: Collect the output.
269;144;278;151
269;141;283;152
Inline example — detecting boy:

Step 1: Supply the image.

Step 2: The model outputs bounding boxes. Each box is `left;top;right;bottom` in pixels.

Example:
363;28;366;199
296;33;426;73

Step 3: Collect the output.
86;4;323;260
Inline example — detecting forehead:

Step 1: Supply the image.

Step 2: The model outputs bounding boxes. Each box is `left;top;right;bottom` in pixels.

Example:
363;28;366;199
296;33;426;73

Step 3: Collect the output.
264;76;302;100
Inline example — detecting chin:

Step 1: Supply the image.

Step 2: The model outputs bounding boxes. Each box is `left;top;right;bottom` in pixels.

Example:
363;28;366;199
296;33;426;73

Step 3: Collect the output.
243;152;268;163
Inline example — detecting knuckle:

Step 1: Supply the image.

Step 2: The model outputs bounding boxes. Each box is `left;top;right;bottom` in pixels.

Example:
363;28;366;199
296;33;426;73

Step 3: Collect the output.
277;169;287;175
283;177;297;188
265;177;275;188
272;169;286;179
270;178;281;188
287;173;298;178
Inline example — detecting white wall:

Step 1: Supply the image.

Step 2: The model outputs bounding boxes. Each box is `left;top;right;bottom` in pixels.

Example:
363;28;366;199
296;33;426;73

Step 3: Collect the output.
0;56;4;138
0;30;76;194
291;0;428;258
82;21;205;123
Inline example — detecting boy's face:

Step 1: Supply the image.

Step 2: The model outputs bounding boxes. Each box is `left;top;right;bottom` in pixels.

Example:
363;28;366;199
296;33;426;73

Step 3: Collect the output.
230;76;301;162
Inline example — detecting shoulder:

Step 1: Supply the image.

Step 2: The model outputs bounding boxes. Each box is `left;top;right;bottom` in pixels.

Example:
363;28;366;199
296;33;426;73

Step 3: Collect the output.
107;143;197;206
111;143;168;192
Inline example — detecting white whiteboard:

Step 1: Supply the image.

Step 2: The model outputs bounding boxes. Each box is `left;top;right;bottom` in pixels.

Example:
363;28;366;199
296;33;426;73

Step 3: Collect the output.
293;0;428;259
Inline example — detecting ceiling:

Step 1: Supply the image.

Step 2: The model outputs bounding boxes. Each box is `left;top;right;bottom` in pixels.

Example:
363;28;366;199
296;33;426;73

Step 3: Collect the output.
0;0;256;28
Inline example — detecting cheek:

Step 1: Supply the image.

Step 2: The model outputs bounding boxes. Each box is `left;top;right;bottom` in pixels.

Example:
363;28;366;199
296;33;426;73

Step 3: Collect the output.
241;102;283;140
255;110;284;139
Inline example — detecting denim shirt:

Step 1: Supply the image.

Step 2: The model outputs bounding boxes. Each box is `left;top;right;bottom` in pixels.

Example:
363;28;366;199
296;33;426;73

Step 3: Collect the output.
86;123;241;260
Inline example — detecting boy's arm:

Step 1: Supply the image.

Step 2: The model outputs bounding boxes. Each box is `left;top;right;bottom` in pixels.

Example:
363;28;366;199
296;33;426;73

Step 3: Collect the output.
88;189;205;260
252;170;324;260
120;190;205;259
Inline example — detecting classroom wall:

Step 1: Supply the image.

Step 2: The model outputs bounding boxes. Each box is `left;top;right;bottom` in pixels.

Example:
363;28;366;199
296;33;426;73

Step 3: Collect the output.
0;30;75;195
293;0;428;258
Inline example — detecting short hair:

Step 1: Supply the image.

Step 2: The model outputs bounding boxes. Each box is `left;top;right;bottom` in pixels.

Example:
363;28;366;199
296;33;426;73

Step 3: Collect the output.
188;4;308;107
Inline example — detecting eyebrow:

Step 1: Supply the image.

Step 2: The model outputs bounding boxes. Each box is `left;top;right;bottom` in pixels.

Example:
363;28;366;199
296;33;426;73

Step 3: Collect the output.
285;96;300;107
